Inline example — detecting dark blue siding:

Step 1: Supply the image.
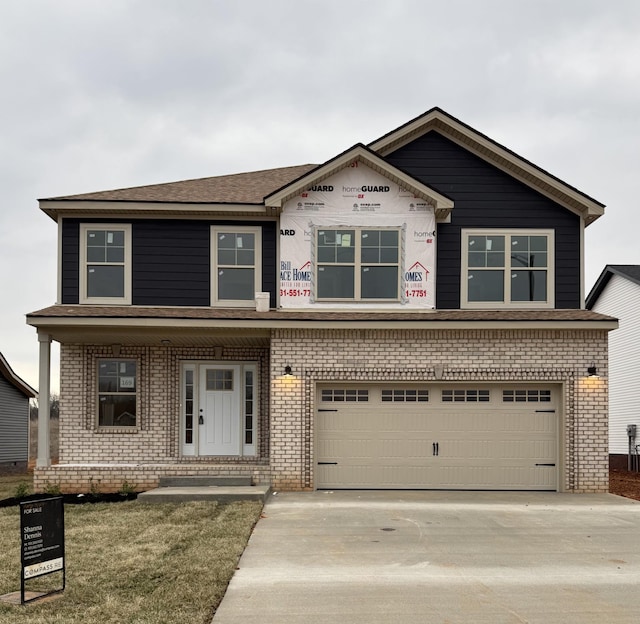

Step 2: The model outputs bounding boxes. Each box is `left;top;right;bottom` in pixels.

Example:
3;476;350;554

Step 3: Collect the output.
132;221;210;306
384;132;581;309
61;219;277;306
61;220;79;305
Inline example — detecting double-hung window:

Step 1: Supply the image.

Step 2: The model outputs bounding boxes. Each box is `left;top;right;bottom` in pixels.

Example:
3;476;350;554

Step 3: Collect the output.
462;229;554;308
97;359;137;428
80;224;132;304
211;227;262;306
316;228;400;301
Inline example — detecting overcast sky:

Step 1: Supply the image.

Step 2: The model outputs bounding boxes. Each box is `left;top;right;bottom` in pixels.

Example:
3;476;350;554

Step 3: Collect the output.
1;0;639;392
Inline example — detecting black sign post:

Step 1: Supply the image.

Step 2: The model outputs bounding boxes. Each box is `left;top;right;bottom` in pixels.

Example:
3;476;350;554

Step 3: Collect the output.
19;497;65;604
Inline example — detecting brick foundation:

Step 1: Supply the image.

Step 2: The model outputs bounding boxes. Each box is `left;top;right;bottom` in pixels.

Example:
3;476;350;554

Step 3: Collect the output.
33;463;271;494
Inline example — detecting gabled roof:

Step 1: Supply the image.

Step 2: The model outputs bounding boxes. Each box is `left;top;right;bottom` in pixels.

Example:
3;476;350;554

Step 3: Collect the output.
39;164;318;221
369;107;605;225
38;107;604;225
586;265;640;309
264;143;455;221
0;352;37;398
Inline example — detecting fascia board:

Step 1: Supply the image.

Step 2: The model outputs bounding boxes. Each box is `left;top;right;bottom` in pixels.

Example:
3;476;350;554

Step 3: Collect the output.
370;110;605;224
40;201;270;222
27;315;619;332
0;353;38;397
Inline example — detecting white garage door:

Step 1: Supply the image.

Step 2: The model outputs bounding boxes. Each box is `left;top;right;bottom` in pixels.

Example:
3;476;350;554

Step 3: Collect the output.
316;384;558;490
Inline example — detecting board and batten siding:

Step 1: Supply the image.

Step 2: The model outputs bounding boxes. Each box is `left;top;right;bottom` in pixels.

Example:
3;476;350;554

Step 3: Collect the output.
61;218;278;307
590;273;640;454
0;375;29;463
383;131;581;309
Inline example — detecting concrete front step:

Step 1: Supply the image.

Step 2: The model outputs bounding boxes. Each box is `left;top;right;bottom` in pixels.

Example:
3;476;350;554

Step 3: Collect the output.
138;484;271;504
158;475;253;487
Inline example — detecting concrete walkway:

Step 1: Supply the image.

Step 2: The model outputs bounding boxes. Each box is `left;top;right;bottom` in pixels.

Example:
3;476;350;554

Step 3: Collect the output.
212;490;640;623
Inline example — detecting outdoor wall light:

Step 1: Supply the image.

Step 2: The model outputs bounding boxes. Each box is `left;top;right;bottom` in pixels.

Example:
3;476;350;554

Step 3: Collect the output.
284;365;293;377
587;364;598;377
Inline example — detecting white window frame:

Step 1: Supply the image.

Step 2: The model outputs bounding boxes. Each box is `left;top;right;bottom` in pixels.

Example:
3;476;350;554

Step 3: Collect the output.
461;229;555;309
211;226;262;307
314;226;402;302
80;223;132;304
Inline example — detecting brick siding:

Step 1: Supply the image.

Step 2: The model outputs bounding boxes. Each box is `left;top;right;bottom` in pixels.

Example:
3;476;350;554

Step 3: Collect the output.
35;328;609;494
269;328;609;493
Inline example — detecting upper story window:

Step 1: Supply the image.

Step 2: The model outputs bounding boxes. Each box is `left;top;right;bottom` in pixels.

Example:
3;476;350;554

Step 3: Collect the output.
316;228;400;301
211;227;262;307
80;224;132;304
461;229;554;308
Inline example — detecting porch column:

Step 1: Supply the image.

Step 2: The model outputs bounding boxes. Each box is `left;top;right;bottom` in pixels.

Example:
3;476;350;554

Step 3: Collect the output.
37;332;51;468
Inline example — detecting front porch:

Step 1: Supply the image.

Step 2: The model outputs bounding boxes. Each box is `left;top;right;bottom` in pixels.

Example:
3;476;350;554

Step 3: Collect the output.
33;461;271;494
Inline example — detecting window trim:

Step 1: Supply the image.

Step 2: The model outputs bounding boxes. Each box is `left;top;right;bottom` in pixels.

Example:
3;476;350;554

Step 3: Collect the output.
314;226;402;302
211;226;262;307
79;223;132;304
96;358;138;430
461;228;555;309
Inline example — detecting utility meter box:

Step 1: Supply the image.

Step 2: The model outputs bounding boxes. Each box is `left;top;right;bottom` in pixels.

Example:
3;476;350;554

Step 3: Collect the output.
627;424;637;438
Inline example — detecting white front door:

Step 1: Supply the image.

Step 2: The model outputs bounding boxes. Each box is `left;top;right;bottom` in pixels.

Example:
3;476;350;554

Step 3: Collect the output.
198;365;240;455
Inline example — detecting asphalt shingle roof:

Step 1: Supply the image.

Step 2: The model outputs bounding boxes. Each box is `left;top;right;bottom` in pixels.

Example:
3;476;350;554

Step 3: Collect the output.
43;164;318;204
586;264;640;309
27;305;616;324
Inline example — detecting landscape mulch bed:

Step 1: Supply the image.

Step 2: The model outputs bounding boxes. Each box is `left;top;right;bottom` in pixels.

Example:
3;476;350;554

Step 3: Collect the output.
0;492;137;509
0;470;639;507
609;468;640;501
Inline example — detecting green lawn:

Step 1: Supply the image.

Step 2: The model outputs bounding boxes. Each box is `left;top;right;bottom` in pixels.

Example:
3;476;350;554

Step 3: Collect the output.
0;498;262;623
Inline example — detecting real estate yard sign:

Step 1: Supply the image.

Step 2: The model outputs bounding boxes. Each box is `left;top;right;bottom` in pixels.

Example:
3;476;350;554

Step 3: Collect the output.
20;497;65;603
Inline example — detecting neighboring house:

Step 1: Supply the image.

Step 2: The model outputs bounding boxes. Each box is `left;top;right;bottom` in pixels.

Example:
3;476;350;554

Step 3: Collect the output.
27;107;617;493
586;265;640;468
0;352;37;473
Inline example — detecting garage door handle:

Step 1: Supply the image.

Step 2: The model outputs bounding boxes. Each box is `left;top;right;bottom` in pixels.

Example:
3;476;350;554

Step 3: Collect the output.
433;442;439;456
535;463;556;466
318;462;338;465
535;410;556;413
318;409;338;412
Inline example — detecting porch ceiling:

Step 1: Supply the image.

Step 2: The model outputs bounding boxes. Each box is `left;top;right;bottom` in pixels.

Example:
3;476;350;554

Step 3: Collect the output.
29;325;271;347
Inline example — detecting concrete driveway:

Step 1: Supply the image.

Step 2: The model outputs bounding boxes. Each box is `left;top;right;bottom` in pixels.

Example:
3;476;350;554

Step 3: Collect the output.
212;491;640;623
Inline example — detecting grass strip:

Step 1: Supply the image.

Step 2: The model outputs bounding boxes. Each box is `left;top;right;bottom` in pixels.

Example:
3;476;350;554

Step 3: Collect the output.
0;499;262;623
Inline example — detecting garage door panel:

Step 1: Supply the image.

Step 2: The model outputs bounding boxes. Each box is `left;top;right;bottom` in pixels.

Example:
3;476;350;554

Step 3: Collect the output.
316;384;558;490
316;463;436;489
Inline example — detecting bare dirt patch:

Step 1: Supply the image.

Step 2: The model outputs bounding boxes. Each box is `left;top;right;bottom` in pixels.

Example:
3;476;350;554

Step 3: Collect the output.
609;468;640;501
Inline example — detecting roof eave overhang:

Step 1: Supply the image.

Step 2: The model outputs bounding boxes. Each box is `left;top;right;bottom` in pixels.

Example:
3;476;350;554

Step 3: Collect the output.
39;201;276;222
28;315;619;339
264;144;454;221
369;109;605;226
0;354;38;398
